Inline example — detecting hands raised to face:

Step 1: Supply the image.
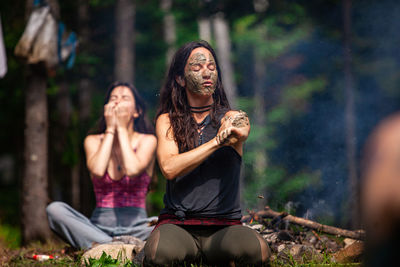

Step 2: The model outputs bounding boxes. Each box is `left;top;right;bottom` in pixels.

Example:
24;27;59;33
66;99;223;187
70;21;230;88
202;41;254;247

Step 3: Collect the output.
104;86;139;132
104;101;118;130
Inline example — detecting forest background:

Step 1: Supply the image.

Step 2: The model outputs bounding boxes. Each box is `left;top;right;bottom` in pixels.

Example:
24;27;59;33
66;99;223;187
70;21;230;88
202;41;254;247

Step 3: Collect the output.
0;0;399;247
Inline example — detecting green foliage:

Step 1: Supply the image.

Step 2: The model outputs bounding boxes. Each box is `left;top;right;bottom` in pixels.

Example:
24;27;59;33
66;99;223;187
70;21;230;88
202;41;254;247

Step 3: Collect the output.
84;251;134;267
146;190;165;217
234;5;326;211
267;77;327;125
243;166;321;210
269;256;362;267
0;223;21;249
89;0;114;8
234;12;310;60
1;0;399;236
46;77;59;96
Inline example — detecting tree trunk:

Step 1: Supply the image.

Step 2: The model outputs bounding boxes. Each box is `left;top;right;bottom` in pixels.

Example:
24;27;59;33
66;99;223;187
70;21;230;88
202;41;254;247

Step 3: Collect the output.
253;53;268;177
114;0;135;84
213;12;237;108
49;79;72;203
161;0;176;66
77;0;94;213
343;0;358;228
22;66;51;243
21;0;60;244
198;16;212;42
252;0;269;208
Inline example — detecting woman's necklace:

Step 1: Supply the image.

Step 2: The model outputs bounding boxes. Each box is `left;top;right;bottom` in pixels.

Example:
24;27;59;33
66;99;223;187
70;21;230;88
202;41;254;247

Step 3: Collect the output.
196;115;211;146
189;104;212;113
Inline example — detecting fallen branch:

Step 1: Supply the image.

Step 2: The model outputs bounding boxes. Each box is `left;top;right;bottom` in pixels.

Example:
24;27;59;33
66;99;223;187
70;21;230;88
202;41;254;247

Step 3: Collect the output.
243;206;365;240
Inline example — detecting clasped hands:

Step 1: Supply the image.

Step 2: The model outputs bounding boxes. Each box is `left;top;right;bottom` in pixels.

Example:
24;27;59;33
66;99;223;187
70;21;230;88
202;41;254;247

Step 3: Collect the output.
216;111;250;146
104;101;133;131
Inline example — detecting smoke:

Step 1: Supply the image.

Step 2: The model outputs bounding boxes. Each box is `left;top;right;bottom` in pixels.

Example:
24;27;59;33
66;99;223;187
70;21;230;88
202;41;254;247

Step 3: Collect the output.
239;0;400;227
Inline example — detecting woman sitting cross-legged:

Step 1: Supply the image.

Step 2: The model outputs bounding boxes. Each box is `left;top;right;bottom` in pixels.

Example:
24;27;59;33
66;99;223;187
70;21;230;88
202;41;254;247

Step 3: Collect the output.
46;81;157;249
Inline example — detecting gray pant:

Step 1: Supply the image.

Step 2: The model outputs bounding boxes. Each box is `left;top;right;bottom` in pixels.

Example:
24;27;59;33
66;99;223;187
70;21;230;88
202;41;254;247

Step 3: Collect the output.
46;201;157;249
144;224;271;266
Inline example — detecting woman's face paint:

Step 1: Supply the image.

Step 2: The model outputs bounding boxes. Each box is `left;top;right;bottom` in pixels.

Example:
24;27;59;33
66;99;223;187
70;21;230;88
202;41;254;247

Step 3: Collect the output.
184;47;218;95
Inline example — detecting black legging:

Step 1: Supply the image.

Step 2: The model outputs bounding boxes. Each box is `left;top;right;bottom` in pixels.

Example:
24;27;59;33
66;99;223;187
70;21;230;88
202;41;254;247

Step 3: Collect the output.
143;224;271;266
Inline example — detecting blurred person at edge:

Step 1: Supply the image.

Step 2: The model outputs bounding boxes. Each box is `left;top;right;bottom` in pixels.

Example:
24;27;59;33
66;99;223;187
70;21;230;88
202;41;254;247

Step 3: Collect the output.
361;113;400;267
143;40;271;266
46;82;157;249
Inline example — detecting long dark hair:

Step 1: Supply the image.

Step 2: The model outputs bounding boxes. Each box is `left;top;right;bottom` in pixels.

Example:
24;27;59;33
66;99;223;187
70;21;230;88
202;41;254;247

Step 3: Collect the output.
91;81;154;135
156;40;230;152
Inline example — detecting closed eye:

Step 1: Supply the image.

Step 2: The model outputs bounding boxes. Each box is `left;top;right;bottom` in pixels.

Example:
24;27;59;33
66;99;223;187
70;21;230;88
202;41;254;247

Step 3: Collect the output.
191;64;201;71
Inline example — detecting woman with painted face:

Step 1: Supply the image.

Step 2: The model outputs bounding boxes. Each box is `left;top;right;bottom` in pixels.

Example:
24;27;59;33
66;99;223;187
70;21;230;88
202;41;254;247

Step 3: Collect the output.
143;41;271;266
46;82;157;249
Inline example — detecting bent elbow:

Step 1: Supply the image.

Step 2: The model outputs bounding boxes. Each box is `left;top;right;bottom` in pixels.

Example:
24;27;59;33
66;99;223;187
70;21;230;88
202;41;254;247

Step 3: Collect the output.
126;165;146;177
159;159;179;180
161;167;177;180
164;173;176;180
126;169;141;177
91;169;105;178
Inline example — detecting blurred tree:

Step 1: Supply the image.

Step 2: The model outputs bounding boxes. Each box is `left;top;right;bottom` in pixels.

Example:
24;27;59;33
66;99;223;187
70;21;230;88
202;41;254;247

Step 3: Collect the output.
197;0;212;42
213;11;237;107
342;0;358;228
22;65;51;243
21;0;60;244
48;77;73;205
114;0;135;83
252;0;269;191
77;0;95;213
161;0;176;66
198;16;211;42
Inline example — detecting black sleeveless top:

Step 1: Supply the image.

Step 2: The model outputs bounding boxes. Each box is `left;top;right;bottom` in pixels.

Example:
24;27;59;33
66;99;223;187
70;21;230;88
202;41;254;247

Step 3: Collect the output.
161;109;242;220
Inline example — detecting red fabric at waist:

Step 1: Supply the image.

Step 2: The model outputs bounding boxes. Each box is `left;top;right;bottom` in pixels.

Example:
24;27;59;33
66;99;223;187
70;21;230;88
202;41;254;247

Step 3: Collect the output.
154;213;242;230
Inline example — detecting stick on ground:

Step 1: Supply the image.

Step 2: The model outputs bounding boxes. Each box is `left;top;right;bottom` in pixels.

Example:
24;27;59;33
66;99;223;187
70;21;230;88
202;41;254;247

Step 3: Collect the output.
243;206;365;240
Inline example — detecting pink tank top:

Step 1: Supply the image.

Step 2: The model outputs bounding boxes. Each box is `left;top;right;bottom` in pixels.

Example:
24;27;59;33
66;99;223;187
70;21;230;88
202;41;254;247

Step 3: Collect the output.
92;171;151;208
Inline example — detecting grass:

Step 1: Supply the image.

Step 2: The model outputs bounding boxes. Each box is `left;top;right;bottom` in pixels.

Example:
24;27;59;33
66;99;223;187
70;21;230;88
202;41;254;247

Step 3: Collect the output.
269;257;362;267
0;223;21;249
1;240;81;266
83;251;137;267
3;251;363;267
0;238;362;267
1;246;363;267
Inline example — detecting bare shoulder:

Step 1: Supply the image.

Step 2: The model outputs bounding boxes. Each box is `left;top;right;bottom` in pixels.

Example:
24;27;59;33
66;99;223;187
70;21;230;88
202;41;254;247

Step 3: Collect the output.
156;113;171;126
84;134;102;147
138;133;157;146
134;133;157;154
156;113;174;139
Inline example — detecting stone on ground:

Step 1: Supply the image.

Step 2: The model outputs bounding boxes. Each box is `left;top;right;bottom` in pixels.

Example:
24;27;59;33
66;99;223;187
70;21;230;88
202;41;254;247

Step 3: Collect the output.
81;236;145;264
